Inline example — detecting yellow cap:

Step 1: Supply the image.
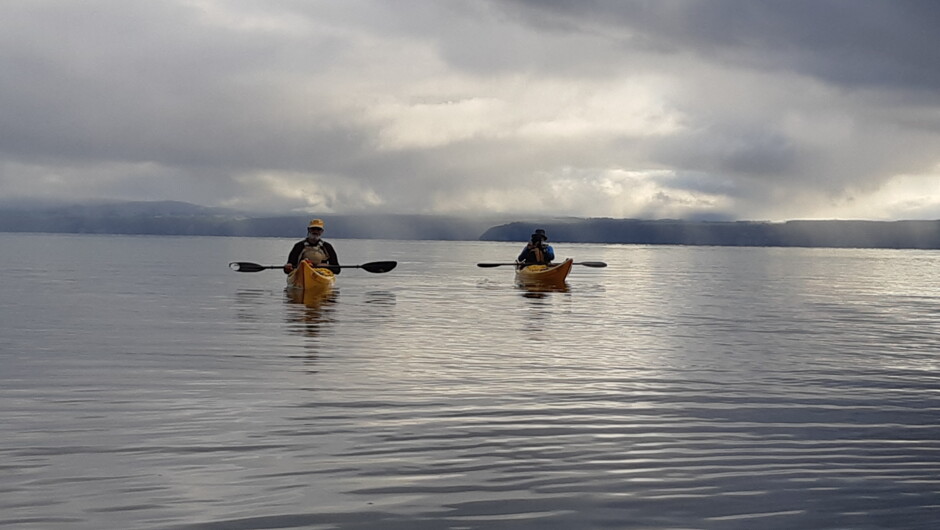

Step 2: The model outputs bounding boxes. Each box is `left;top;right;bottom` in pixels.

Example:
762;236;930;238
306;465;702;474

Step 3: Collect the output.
308;219;325;229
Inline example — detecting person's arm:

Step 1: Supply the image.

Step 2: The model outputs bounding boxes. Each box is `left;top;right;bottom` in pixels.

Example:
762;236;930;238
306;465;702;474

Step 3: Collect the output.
324;241;341;274
284;241;303;273
544;244;555;262
518;245;530;262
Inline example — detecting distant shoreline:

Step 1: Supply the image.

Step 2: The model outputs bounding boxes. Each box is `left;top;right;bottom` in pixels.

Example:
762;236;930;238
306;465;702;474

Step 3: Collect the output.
2;200;939;250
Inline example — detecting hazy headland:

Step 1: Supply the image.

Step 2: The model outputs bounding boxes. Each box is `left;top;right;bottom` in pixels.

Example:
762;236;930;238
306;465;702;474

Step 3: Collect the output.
2;200;939;250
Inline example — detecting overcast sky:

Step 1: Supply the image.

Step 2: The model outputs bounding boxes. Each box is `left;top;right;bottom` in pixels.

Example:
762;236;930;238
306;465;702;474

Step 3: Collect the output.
2;1;939;220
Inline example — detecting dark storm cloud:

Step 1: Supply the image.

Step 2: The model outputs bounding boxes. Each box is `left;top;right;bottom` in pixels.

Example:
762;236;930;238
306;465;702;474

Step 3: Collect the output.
498;0;940;94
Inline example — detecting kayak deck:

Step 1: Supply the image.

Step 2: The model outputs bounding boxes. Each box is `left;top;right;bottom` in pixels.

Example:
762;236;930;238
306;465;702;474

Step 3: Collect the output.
287;260;336;305
514;258;574;286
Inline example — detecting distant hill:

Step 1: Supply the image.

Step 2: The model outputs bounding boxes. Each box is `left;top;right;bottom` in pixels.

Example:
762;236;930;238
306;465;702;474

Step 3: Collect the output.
0;200;500;241
481;218;940;249
2;200;939;249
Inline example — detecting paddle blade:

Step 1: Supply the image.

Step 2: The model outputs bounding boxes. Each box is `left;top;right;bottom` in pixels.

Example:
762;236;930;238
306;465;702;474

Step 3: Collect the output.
229;262;276;272
575;261;608;268
360;261;397;273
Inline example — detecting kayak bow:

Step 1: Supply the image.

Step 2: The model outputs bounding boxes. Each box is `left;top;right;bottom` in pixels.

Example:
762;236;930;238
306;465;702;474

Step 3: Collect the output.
514;258;574;286
286;260;336;304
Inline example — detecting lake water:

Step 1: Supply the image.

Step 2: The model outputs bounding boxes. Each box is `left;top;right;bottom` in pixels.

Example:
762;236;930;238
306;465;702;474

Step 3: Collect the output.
1;233;939;529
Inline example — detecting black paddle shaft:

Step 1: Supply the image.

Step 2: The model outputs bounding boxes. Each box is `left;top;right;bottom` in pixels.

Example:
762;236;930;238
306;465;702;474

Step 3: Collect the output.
229;261;397;273
476;261;607;268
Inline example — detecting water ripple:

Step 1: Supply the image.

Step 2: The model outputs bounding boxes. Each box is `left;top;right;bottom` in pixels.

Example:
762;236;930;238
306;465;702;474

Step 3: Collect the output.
2;237;940;528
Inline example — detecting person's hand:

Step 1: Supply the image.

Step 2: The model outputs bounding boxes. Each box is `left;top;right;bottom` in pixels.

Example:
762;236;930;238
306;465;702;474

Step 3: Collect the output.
283;263;294;274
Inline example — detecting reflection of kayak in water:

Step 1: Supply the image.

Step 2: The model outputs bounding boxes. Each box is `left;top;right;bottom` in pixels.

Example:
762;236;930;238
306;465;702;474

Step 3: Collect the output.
286;260;336;305
514;258;573;286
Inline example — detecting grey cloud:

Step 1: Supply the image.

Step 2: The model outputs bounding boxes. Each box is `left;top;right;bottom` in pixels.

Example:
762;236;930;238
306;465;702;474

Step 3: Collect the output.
649;125;801;180
1;1;939;221
494;0;940;94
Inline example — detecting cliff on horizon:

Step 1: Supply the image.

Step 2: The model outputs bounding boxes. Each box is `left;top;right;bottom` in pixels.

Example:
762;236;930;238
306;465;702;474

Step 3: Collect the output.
0;200;499;241
2;201;940;249
481;218;940;249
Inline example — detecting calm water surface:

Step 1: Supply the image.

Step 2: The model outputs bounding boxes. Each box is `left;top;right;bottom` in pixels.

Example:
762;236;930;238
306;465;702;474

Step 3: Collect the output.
1;233;939;529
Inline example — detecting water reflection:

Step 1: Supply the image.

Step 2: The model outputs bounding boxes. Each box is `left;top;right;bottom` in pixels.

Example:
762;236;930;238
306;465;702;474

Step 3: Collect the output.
284;290;338;339
363;290;397;307
518;284;569;336
7;236;940;530
233;288;274;323
518;282;570;298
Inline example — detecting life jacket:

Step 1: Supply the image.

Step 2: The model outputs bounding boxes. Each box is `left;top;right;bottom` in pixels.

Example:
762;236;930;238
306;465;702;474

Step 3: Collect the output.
524;245;549;266
300;240;329;266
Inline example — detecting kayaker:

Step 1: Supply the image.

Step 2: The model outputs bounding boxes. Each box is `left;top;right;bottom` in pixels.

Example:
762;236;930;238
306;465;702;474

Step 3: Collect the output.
517;228;555;266
283;219;341;274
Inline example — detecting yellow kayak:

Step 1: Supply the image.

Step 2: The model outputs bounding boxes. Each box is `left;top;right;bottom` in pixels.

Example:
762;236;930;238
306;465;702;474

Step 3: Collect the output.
514;258;574;286
286;260;336;305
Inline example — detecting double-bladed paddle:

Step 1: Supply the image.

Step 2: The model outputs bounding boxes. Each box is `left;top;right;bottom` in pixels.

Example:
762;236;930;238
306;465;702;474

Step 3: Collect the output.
476;261;607;268
229;261;397;273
